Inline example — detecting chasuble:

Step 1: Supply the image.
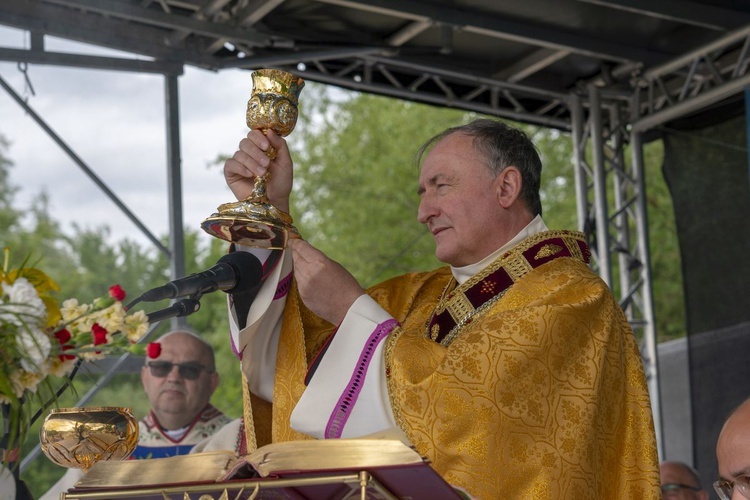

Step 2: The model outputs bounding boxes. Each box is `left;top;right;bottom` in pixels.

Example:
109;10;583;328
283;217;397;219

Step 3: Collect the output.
235;230;660;499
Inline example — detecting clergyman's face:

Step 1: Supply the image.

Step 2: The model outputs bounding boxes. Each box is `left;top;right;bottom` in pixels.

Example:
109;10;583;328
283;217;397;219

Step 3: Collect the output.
141;333;218;428
417;132;505;267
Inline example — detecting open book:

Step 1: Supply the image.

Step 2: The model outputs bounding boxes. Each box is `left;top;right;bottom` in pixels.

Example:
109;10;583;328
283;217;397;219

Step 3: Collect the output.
71;438;465;499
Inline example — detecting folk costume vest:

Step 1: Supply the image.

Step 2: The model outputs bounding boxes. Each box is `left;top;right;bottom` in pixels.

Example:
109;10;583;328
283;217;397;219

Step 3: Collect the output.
133;404;232;459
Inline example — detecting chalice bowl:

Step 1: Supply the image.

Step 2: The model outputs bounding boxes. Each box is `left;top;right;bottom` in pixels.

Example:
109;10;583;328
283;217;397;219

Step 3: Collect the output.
40;407;138;472
202;68;305;249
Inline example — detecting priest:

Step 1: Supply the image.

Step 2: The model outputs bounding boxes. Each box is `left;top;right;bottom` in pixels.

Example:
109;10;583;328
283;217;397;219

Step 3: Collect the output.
224;119;661;499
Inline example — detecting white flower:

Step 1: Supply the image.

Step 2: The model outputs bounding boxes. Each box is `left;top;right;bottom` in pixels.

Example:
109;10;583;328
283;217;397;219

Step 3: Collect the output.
92;303;126;332
0;278;46;326
79;350;105;362
60;298;90;322
16;327;52;373
10;368;44;397
123;310;149;342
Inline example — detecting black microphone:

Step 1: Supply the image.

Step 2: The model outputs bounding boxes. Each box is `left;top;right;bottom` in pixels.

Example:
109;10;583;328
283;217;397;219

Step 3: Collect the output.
139;252;263;302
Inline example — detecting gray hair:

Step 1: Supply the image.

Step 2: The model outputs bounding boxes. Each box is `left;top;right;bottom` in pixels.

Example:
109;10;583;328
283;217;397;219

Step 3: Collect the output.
416;119;543;216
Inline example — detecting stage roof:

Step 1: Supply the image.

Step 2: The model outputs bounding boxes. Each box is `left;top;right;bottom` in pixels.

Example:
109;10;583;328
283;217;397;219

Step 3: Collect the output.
3;0;750;131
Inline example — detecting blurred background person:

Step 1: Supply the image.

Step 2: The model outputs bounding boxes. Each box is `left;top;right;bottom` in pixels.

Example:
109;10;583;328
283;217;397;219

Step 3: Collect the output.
660;461;709;499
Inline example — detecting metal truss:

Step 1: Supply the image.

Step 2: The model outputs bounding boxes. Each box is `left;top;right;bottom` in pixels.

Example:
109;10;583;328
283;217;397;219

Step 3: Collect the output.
568;20;750;460
570;88;661;456
632;23;750;132
262;55;574;131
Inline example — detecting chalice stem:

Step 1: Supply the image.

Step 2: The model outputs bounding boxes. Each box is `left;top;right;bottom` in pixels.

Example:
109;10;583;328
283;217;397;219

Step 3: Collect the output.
251;174;270;202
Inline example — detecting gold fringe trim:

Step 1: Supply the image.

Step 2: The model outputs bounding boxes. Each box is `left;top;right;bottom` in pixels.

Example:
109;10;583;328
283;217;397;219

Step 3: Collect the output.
241;375;258;453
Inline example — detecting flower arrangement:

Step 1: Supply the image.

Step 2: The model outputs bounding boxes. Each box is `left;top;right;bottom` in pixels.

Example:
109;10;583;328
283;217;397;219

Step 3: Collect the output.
0;248;151;463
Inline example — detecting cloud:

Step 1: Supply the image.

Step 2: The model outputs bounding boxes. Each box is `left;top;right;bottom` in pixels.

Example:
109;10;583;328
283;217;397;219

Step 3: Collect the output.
0;27;255;249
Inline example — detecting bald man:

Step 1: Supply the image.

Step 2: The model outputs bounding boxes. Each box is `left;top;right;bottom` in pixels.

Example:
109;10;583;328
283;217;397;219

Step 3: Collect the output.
660;461;708;499
715;398;750;500
136;330;231;458
41;330;232;499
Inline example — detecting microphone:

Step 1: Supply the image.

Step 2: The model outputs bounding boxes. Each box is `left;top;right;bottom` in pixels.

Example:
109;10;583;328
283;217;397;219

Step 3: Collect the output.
139;252;263;303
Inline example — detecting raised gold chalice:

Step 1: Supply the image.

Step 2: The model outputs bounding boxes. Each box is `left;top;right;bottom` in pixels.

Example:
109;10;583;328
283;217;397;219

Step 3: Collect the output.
202;68;305;249
40;406;138;472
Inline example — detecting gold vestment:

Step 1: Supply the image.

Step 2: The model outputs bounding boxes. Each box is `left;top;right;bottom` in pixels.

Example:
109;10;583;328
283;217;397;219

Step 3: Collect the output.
247;230;661;499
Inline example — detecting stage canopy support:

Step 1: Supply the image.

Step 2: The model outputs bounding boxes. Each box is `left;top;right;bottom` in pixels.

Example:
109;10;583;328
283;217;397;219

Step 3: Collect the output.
4;0;750;474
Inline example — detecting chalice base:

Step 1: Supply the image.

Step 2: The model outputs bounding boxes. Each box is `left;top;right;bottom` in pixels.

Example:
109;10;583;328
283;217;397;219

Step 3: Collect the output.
201;198;299;250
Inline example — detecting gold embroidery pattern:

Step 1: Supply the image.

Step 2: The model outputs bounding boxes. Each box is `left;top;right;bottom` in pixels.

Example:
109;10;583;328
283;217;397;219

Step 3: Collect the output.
387;241;660;499
534;243;562;260
440;291;506;347
430;323;440;342
241;376;257;453
504;253;533;281
384;324;405;433
446;293;474;323
432;278;455;316
565;237;585;262
465;230;583;289
426;231;589;347
480;279;497;295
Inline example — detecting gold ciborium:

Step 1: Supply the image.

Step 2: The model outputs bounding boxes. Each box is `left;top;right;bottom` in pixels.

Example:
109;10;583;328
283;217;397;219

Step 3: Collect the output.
202;68;305;249
39;407;138;472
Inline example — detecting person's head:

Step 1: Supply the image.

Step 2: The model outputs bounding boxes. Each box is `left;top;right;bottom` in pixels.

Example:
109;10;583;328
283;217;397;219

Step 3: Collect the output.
416;119;542;267
715;397;750;500
141;330;219;430
660;461;709;499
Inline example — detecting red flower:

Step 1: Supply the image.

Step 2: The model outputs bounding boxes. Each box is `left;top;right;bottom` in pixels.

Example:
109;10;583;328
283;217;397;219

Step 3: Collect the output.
109;284;126;301
146;342;162;359
54;329;71;345
92;323;108;346
58;345;75;361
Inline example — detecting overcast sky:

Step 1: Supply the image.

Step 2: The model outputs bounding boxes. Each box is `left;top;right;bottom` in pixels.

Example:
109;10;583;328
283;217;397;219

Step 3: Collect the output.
0;25;273;251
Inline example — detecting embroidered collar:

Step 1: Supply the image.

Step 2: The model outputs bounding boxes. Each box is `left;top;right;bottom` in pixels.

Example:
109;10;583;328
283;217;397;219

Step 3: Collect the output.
451;215;548;284
427;230;590;346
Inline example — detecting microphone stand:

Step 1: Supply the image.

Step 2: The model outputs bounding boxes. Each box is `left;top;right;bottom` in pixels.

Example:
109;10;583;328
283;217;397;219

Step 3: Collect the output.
145;297;202;324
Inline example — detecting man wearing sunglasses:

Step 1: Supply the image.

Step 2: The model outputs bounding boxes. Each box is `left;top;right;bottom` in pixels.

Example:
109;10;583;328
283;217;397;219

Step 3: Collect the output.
41;330;231;499
136;330;232;458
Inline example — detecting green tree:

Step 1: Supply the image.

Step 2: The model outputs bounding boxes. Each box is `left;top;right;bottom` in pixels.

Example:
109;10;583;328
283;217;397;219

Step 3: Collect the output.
290;87;583;286
642;141;685;342
292;86;468;286
0;134;21;234
289;88;682;342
